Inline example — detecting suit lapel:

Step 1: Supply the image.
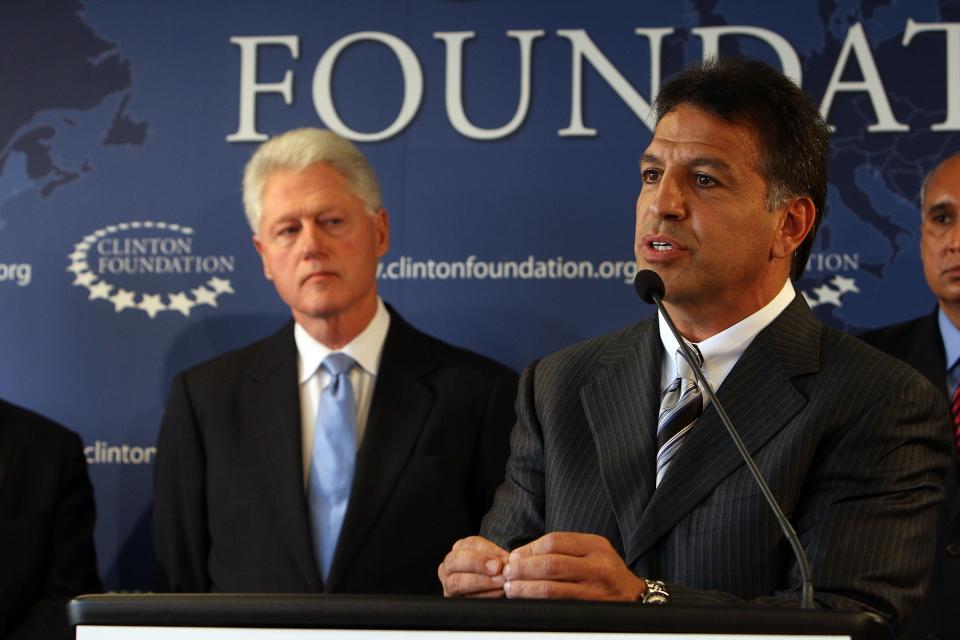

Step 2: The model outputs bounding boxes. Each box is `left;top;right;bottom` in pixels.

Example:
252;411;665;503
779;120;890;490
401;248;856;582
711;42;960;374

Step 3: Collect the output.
625;295;819;565
909;311;947;394
326;312;434;589
241;323;321;590
579;321;661;559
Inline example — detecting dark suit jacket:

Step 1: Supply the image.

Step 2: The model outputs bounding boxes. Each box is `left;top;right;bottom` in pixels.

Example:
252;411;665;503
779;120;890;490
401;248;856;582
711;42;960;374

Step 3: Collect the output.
861;311;959;640
153;308;517;594
482;295;950;633
0;399;101;640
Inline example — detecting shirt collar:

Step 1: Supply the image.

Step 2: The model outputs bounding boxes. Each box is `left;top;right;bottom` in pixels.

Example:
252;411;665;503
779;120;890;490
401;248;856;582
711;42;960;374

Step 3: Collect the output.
295;297;391;383
938;307;960;373
659;279;795;388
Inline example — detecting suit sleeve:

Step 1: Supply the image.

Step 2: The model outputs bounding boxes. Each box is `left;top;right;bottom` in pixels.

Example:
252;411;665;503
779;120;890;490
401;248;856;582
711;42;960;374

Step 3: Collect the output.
153;372;211;592
9;431;101;640
480;361;548;549
467;366;520;529
671;374;951;629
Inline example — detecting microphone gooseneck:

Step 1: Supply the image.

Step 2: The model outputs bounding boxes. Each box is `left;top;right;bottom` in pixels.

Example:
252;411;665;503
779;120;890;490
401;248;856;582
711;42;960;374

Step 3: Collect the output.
634;269;815;610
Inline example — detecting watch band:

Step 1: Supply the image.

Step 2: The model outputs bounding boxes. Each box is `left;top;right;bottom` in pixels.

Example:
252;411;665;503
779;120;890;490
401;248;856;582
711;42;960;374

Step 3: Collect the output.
640;578;670;604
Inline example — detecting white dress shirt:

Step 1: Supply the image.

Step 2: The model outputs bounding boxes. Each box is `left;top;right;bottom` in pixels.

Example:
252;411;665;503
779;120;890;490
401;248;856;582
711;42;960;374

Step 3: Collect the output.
658;279;796;402
295;298;391;488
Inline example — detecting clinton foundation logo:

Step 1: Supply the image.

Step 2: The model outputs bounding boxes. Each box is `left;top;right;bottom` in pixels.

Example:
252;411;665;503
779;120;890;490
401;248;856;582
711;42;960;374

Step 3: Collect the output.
67;221;236;318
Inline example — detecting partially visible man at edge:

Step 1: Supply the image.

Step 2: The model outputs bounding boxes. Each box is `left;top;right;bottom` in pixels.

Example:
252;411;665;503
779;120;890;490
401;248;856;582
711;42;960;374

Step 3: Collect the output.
153;128;517;594
0;398;101;639
438;57;951;635
860;153;960;640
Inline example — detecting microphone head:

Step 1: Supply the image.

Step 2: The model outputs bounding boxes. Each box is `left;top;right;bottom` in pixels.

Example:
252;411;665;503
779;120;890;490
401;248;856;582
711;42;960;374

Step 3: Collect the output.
634;269;665;304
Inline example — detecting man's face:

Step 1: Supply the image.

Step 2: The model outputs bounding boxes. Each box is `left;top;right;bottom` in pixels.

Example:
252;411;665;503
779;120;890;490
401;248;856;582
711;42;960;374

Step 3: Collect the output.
635;104;791;325
253;162;389;332
921;156;960;309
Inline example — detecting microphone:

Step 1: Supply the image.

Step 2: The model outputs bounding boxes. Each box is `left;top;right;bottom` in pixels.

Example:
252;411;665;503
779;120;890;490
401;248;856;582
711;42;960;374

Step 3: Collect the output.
634;269;815;610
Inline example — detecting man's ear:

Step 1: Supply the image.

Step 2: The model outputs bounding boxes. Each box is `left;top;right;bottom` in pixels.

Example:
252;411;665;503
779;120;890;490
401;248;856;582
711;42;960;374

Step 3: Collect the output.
772;196;816;260
252;235;273;281
374;208;390;258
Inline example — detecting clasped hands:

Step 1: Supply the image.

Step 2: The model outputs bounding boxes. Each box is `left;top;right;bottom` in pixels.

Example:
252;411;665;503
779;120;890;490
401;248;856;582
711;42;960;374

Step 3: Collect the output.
438;532;647;601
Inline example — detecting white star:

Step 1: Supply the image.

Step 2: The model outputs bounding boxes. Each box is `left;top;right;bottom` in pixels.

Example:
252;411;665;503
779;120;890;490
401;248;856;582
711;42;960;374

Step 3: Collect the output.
110;289;137;312
830;275;859;294
191;286;218;307
73;272;96;287
167;292;196;317
138;293;166;318
88;281;113;300
208;277;234;294
66;261;89;274
812;284;843;307
802;291;820;308
67;249;87;261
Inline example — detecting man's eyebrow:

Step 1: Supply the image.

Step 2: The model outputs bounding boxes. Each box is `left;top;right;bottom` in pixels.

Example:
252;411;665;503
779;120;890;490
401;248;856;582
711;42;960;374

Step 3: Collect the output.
640;153;661;166
688;156;734;173
926;201;955;217
639;153;734;174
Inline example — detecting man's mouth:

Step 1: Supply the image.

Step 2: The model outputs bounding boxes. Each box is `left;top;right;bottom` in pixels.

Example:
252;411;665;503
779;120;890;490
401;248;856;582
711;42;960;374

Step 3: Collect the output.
651;241;674;252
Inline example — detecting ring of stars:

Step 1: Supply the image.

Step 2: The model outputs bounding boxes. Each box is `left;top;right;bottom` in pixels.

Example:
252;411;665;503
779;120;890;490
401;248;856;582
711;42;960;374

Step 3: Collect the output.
67;221;235;318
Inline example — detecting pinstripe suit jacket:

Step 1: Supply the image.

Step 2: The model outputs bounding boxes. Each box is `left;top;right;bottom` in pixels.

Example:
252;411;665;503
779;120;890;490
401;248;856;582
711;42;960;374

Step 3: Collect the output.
482;294;951;631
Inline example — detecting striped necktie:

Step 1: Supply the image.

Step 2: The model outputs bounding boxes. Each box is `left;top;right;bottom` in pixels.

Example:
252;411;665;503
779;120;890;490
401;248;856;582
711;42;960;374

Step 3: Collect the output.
656;347;704;486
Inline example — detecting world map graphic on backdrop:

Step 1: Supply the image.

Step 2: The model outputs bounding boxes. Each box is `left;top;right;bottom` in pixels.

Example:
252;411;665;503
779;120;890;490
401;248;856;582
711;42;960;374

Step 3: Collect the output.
2;0;953;329
0;0;146;210
0;0;956;590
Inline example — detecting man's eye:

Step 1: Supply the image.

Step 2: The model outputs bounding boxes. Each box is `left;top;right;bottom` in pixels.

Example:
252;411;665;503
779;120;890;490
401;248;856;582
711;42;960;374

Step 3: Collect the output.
694;174;716;187
641;169;661;184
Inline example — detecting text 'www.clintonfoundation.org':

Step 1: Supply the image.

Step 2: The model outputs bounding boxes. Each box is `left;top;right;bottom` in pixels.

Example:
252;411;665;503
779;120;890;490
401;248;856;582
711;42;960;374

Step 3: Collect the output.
377;256;638;283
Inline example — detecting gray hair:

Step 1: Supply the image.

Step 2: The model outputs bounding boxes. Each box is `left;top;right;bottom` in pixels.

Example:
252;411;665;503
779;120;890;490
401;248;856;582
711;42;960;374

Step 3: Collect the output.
242;128;382;234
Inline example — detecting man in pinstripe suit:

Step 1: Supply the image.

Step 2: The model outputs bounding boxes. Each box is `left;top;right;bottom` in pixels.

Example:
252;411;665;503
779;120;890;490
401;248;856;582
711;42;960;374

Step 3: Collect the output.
439;58;952;633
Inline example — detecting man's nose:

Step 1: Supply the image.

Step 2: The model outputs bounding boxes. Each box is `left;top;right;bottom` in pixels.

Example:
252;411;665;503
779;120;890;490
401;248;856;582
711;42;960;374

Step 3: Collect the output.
643;173;686;220
300;221;326;258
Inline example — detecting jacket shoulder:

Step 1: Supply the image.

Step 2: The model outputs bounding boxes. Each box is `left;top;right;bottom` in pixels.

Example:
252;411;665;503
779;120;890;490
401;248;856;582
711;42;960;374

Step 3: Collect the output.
533;320;653;386
387;311;517;379
859;313;935;351
0;399;83;455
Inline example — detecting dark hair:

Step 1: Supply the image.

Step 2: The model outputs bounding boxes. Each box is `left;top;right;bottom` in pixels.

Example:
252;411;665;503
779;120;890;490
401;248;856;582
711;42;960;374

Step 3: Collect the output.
654;57;829;281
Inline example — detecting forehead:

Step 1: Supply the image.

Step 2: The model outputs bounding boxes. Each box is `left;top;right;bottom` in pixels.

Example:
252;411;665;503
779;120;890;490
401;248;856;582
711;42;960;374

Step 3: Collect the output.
260;162;362;220
263;162;350;200
645;104;762;170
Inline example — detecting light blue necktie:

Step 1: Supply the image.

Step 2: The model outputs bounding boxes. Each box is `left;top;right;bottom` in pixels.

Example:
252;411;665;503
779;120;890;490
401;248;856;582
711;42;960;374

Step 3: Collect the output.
307;352;357;582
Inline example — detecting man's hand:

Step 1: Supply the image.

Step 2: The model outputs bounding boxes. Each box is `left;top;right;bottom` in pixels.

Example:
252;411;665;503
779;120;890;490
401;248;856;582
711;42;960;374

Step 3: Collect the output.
438;536;510;597
502;532;647;601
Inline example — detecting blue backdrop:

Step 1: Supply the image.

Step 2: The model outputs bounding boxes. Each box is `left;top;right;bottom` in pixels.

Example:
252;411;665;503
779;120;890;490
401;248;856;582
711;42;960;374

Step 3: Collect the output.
1;0;956;590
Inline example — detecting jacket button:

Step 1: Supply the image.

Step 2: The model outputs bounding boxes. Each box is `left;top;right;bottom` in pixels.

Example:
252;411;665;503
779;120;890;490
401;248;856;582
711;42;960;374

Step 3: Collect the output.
947;540;960;556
